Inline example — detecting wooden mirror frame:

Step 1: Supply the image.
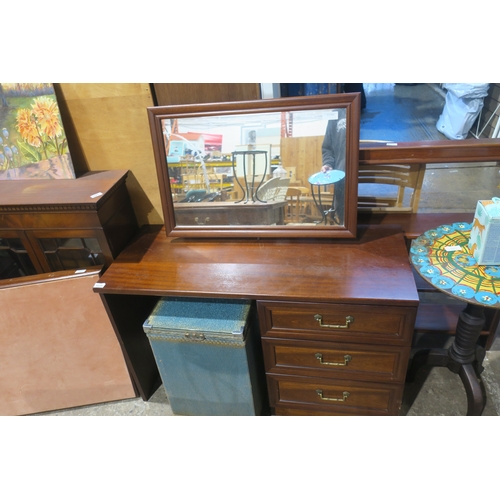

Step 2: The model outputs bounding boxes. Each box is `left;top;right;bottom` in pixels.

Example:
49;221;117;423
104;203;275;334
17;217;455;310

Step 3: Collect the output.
148;94;360;239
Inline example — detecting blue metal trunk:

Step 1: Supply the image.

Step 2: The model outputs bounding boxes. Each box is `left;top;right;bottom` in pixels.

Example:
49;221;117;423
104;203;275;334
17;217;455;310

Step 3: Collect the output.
143;297;264;416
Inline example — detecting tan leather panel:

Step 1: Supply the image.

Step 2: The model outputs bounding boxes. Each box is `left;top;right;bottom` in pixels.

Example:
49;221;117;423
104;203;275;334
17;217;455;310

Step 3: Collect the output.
0;271;135;415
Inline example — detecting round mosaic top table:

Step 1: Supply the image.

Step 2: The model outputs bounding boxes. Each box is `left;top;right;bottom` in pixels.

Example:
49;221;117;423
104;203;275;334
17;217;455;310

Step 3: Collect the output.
411;221;500;308
409;222;495;415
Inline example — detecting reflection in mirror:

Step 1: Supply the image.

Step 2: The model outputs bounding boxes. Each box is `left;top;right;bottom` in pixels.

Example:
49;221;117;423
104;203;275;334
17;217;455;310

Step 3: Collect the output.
360;83;447;142
163;108;347;227
148;95;360;239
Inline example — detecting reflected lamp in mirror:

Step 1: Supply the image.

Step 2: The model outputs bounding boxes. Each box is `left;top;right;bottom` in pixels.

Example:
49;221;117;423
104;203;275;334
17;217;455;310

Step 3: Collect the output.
148;94;361;239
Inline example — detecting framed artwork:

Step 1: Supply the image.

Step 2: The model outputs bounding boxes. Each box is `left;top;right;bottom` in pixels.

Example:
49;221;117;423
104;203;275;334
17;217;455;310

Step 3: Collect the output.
0;83;75;180
148;93;361;239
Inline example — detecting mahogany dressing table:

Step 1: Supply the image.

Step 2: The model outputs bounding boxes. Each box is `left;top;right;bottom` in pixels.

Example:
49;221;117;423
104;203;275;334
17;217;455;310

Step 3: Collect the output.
94;224;418;416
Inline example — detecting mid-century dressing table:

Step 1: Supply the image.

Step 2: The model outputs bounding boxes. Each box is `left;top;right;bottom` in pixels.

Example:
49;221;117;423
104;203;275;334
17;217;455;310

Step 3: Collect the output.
94;224;418;415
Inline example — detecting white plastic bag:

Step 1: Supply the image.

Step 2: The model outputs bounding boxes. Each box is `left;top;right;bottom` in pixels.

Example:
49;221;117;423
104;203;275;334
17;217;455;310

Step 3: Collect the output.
436;83;490;140
443;83;489;99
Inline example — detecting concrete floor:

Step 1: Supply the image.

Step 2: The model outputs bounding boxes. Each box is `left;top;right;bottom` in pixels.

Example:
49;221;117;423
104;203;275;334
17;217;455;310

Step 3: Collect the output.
34;83;500;417
36;349;500;417
403;349;500;416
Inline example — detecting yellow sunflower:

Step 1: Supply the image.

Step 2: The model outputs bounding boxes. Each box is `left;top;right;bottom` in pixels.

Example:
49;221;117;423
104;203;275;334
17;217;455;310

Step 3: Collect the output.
31;96;62;138
16;108;41;146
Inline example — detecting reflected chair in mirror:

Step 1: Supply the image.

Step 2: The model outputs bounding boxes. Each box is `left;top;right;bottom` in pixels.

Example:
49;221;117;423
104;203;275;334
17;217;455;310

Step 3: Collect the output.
357;162;426;213
182;173;207;190
285;187;302;223
207;172;227;192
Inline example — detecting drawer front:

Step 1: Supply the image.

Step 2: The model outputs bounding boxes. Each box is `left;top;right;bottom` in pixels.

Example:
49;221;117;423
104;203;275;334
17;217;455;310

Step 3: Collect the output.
262;338;410;382
273;405;393;416
258;301;416;346
175;210;229;226
267;375;404;415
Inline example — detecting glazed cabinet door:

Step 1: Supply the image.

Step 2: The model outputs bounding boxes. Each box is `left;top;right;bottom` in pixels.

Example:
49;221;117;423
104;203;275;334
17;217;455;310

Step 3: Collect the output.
25;229;110;273
0;229;44;279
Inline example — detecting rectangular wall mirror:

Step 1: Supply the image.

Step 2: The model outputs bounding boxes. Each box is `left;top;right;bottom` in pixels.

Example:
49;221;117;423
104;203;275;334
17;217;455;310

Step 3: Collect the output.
148;94;360;239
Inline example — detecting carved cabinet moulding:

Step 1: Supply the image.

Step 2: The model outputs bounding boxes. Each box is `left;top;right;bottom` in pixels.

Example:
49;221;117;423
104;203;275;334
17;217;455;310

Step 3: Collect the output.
0;204;98;213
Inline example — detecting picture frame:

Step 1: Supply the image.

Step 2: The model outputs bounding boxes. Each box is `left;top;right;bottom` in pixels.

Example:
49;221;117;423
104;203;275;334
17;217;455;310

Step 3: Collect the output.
148;93;360;239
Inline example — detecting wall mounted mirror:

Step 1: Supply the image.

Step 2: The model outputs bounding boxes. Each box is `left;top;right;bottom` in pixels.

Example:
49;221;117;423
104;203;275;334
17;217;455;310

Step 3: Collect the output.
148;94;360;239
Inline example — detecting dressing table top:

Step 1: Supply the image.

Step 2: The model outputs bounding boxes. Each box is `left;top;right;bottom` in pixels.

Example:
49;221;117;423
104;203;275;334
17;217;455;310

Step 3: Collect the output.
95;224;418;306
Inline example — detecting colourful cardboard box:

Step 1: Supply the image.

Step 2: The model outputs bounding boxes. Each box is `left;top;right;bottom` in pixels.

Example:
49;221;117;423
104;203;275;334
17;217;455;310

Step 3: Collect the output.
468;198;500;265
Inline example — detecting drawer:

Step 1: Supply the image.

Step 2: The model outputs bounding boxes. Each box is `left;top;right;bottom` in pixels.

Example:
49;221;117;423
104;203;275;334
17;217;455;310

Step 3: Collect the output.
267;374;404;416
273;405;392;416
257;301;416;346
262;338;410;383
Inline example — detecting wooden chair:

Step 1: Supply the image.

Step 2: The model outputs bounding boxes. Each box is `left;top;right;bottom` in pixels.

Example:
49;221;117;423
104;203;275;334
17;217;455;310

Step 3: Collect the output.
357;162;426;213
285;187;302;223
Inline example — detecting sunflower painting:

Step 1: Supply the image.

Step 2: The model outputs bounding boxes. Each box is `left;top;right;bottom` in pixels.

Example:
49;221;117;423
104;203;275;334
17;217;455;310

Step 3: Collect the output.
0;83;75;179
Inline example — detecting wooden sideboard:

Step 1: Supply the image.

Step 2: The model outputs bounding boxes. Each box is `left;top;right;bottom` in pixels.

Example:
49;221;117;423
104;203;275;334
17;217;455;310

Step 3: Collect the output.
94;224;418;415
174;200;286;226
0;170;138;280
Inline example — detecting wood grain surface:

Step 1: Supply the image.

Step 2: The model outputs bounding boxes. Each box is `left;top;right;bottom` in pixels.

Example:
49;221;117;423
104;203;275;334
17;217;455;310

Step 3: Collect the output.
95;224;418;306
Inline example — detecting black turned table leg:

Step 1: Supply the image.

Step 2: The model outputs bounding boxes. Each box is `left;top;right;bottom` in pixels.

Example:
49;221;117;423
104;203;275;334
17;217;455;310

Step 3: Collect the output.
459;364;486;416
407;303;487;416
449;304;486;375
406;348;450;382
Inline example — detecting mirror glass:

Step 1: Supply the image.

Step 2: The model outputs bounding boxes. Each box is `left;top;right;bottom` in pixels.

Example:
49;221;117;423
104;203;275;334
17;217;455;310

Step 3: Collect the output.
148;95;360;239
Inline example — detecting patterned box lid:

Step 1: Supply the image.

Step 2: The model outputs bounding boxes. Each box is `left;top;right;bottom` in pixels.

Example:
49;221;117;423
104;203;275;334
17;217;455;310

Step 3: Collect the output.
143;297;251;343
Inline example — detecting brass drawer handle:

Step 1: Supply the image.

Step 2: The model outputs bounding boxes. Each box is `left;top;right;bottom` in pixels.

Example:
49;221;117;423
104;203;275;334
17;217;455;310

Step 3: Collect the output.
316;389;350;402
314;314;354;329
315;353;352;366
194;217;210;225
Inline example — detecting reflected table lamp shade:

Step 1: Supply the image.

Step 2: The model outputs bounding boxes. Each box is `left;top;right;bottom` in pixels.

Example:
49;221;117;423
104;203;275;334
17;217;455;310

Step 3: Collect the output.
143;297;265;416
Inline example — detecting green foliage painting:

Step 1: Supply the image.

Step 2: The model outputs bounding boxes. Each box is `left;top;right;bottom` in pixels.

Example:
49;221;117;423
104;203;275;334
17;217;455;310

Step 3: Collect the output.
0;83;75;179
